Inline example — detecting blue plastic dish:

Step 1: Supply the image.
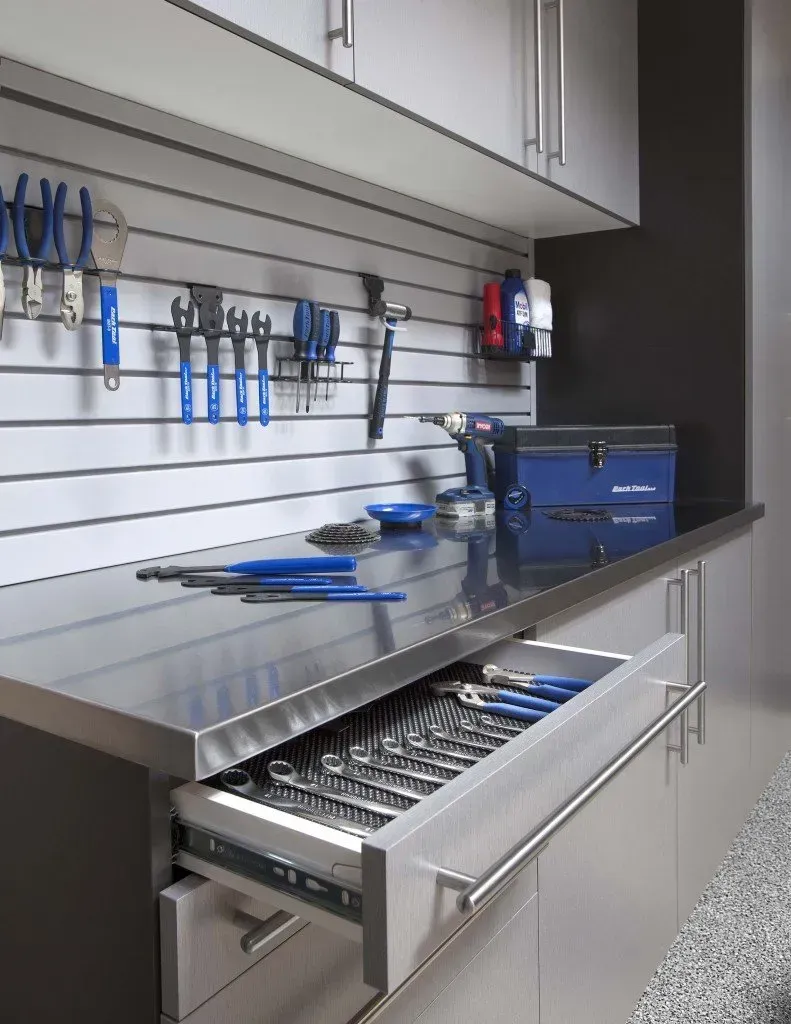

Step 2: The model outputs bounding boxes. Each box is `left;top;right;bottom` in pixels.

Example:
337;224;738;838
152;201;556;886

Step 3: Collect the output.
364;503;437;524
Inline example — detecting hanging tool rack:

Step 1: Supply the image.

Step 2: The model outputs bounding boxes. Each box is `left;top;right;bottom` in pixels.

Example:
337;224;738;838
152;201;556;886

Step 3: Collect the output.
269;354;354;399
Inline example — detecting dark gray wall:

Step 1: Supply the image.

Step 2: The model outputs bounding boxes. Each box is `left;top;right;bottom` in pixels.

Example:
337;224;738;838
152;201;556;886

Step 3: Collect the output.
0;717;172;1024
535;0;746;502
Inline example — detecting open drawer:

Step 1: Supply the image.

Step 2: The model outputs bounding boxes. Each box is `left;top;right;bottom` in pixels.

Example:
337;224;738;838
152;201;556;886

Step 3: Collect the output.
172;634;688;993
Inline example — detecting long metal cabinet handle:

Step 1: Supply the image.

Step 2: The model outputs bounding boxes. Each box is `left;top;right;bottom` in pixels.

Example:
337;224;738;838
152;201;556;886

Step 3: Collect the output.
437;677;706;915
696;560;707;744
524;0;545;153
328;0;354;47
669;574;690;764
546;0;567;165
240;909;300;955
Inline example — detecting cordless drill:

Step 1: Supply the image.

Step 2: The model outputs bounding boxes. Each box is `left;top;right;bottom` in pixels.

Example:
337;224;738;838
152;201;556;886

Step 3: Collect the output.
418;413;505;517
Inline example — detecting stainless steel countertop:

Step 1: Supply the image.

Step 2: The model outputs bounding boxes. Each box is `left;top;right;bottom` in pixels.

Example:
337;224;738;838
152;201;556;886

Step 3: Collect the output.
0;502;762;779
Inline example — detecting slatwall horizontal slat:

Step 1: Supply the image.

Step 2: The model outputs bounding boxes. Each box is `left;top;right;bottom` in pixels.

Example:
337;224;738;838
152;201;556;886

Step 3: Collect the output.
0;415;527;478
0;65;533;586
1;446;468;533
0;479;468;586
0;374;528;423
0;312;526;386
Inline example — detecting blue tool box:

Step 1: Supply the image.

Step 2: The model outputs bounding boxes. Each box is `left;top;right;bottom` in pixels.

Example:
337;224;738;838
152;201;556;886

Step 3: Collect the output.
495;504;677;589
493;425;677;509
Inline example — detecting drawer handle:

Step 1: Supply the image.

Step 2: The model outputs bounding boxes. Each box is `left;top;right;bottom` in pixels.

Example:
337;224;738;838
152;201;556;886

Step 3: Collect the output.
240;909;300;956
437;677;707;914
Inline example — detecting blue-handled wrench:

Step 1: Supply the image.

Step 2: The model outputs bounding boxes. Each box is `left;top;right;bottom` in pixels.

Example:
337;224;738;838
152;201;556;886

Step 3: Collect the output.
13;173;54;321
171;297;195;425
54;182;93;330
227;306;249;426
199;303;224;424
252;311;271;426
482;664;593;694
90;198;128;391
0;185;8;339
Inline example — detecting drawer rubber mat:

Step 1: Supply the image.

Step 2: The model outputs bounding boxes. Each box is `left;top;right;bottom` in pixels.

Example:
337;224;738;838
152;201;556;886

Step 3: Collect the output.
210;661;527;833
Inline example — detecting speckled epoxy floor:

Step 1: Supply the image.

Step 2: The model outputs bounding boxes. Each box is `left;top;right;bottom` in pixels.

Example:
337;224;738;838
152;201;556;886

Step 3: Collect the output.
629;753;791;1023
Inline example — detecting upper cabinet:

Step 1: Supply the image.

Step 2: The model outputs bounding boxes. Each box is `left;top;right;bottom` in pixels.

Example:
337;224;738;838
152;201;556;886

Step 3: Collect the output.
353;0;528;165
3;0;639;237
539;0;639;222
177;0;355;79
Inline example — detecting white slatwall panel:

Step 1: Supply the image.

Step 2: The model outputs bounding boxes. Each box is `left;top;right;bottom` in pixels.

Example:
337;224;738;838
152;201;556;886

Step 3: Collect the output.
0;63;533;587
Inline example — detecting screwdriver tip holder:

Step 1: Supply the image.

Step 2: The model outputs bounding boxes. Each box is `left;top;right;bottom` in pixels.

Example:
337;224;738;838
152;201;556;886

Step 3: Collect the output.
270;353;354;414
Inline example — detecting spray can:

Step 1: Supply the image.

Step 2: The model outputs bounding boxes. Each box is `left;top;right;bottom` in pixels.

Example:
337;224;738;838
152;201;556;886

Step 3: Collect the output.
482;283;504;352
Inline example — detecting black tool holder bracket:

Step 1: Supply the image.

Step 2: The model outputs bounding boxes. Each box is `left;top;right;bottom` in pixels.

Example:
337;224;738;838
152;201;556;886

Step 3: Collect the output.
360;274;413;324
270;353;354;385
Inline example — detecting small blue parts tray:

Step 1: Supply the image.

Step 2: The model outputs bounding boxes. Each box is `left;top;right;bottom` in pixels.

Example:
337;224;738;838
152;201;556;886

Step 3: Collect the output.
364;503;438;525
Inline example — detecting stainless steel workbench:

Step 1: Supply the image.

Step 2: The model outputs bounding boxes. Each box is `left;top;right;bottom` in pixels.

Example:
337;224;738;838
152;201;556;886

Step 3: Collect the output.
0;502;762;779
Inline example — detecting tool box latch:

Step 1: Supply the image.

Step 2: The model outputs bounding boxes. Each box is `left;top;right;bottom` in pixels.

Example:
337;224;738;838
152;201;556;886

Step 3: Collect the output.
588;440;608;469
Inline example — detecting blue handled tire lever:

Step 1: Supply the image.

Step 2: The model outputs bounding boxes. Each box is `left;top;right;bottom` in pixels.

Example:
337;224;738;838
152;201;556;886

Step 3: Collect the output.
241;591;407;603
212;584;367;595
90;198;128;391
137;556;357;580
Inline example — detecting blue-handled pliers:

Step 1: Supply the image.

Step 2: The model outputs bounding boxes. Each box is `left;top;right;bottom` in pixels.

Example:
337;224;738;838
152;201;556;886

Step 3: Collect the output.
13;173;54;320
432;681;563;723
54;182;93;330
0;185;8;340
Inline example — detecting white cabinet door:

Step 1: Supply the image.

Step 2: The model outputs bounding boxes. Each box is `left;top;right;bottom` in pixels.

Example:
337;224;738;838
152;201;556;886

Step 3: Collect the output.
353;0;528;164
178;0;355;79
543;0;639;221
538;706;679;1024
677;530;753;922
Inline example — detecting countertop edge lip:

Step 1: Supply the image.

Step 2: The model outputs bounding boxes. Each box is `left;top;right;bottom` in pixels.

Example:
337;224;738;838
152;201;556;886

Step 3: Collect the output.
0;671;198;778
0;504;763;779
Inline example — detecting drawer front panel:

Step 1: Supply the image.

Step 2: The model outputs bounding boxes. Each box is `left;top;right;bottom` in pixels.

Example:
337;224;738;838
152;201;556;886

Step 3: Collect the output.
173;634;685;992
162;919;374;1024
159;874;305;1019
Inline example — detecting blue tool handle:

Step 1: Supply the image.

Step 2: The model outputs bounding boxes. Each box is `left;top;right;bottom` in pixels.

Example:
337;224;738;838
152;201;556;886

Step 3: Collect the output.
369;319;396;440
258;367;269;426
293;585;367;593
248;576;334;585
529;684;579;703
481;702;548;723
316;309;331;358
13;174;54;261
326;310;340;364
496;690;560;714
235;368;248;426
225;557;357;574
534;674;593;691
207;363;220;425
326;592;406;602
305;300;322;360
100;284;120;368
179;361;193;425
53;183;93;267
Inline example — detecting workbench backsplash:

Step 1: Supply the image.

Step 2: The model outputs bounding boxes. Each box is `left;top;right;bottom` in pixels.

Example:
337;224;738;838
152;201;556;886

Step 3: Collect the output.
0;60;533;587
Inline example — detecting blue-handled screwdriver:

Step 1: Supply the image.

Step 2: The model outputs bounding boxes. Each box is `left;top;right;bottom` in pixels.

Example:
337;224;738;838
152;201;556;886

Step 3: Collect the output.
293;300;321;413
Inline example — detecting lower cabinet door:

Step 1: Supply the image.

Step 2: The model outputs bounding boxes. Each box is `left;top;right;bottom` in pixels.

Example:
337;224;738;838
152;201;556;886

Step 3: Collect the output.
537;689;680;1024
414;895;539;1024
677;530;753;921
